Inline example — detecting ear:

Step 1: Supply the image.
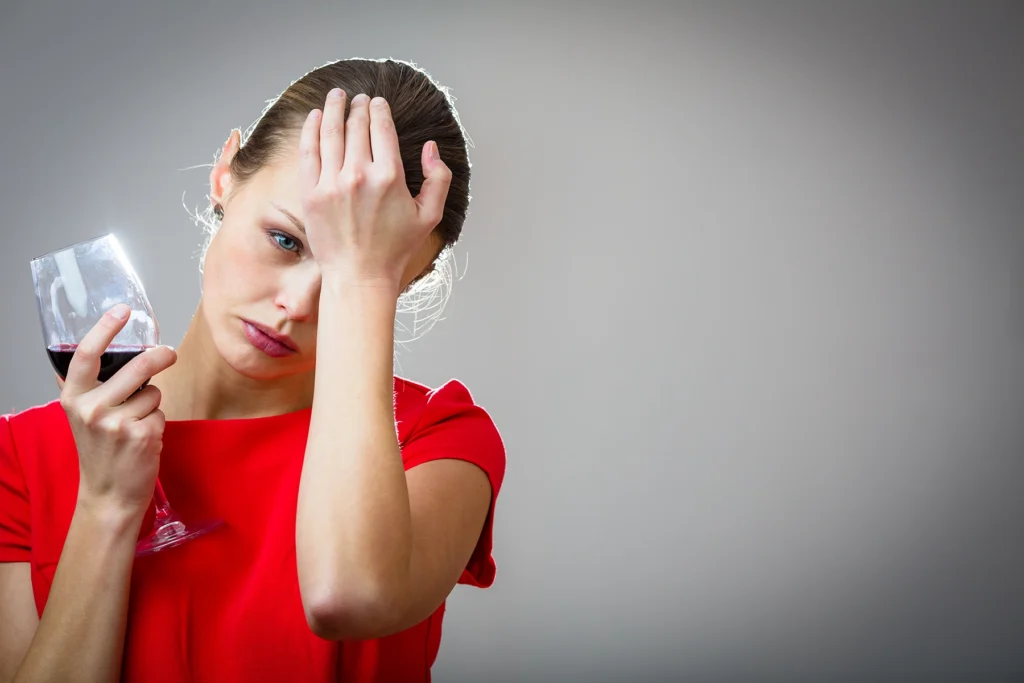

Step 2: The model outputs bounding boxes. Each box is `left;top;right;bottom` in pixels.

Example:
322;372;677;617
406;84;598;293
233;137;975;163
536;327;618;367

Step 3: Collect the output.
209;129;240;208
402;233;444;291
409;264;435;288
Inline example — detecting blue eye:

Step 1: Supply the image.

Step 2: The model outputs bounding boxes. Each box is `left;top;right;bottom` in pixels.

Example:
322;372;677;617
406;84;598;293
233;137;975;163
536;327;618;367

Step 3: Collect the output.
269;231;300;253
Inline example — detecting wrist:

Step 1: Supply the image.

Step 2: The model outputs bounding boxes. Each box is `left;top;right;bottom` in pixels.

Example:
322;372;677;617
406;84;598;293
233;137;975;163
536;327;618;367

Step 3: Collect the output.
76;492;148;534
320;269;403;302
319;261;402;296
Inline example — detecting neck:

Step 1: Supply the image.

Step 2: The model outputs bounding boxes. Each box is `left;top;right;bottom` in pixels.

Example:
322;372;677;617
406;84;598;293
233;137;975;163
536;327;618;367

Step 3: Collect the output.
149;301;315;422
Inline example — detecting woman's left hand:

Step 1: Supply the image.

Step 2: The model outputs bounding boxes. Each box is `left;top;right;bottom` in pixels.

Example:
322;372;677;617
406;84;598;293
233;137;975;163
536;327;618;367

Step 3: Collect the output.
298;89;452;291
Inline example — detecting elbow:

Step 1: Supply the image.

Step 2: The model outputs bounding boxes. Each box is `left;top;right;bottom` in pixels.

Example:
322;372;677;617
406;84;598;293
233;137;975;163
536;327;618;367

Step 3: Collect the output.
302;580;405;641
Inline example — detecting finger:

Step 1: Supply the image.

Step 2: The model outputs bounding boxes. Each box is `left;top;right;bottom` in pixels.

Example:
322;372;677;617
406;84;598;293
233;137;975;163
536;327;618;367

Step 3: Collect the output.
318;88;347;182
63;304;131;397
298;108;322;196
135;407;166;434
115;384;162;421
414;141;453;227
91;346;177;407
369;97;403;174
343;93;372;166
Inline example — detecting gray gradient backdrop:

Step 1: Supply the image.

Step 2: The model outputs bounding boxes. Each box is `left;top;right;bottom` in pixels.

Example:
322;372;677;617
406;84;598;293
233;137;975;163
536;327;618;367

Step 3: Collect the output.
1;1;1022;681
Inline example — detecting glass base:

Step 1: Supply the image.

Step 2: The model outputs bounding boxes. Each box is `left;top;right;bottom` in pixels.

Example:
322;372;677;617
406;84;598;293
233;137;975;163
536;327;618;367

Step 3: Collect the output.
135;515;223;557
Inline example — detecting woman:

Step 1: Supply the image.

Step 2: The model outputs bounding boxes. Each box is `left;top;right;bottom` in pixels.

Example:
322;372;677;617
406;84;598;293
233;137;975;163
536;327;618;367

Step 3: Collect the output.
0;58;505;683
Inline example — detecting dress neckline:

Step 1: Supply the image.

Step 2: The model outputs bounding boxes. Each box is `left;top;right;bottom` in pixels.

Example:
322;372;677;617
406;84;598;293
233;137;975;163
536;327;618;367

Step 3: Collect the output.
164;406;313;429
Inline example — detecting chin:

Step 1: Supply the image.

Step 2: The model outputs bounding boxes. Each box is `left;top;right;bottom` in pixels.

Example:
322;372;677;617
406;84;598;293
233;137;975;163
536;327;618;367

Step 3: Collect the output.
211;325;311;381
233;346;312;381
227;355;286;381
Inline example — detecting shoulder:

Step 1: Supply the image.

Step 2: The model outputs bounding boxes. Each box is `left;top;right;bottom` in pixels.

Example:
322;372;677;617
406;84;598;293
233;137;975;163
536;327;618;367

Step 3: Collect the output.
1;401;78;566
2;400;67;442
394;375;478;415
393;376;506;482
1;400;74;480
393;377;508;589
394;375;497;441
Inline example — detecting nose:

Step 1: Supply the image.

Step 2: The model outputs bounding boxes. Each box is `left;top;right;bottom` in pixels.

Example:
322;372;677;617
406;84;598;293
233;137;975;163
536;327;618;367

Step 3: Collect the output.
275;263;321;322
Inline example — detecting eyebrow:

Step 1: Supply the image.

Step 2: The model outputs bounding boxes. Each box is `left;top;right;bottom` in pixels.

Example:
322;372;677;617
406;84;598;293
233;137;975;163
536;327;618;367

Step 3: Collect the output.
271;203;306;234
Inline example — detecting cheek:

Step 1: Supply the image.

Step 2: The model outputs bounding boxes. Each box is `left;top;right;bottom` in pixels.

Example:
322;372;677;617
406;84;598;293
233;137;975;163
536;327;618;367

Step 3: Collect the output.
201;236;231;304
203;228;269;302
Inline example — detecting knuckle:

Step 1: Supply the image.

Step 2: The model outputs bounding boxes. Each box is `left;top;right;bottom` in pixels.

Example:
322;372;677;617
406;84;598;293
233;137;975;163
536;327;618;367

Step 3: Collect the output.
133;353;155;377
341;169;366;188
321;122;342;138
127;423;152;445
302;193;323;212
98;415;128;438
79;402;103;426
311;185;339;204
374;165;398;185
148;412;167;440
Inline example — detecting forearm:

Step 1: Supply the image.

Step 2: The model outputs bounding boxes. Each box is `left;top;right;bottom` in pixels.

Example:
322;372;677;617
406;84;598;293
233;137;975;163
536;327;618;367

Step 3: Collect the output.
14;498;142;683
296;278;413;637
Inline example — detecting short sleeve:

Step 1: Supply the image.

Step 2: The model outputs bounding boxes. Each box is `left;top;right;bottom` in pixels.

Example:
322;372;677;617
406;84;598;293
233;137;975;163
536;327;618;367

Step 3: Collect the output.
0;415;32;563
400;379;506;588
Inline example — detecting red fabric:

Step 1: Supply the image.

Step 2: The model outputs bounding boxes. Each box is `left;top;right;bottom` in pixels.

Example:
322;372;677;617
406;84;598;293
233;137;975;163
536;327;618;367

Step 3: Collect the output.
0;377;505;682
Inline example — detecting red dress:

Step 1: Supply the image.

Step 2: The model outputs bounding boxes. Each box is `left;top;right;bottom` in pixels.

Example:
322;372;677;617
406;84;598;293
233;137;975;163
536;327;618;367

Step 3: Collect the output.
0;377;506;682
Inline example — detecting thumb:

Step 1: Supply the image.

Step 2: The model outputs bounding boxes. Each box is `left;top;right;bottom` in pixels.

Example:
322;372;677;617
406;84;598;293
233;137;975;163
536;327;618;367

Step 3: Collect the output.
414;141;452;227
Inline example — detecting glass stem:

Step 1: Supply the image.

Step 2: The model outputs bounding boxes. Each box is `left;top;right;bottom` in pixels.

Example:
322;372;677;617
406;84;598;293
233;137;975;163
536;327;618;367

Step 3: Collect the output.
153;478;174;521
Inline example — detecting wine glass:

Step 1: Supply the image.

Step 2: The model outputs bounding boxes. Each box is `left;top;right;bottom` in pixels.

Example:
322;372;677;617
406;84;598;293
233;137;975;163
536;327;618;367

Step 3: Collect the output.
30;233;222;556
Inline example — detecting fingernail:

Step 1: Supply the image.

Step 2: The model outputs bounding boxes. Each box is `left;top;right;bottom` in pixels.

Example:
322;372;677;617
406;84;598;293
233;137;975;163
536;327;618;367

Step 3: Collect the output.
329;88;344;99
352;93;370;105
429;141;440;161
110;304;130;320
141;347;170;359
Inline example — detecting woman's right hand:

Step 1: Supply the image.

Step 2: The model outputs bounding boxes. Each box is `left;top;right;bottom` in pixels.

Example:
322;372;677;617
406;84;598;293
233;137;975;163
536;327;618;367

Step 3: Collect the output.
59;303;177;519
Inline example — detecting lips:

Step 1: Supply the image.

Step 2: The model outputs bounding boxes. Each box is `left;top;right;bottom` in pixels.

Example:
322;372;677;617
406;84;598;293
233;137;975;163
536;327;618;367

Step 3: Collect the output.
242;320;297;357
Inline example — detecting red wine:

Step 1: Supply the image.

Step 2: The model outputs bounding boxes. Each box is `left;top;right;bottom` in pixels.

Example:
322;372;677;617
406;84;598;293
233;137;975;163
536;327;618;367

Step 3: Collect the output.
47;344;151;382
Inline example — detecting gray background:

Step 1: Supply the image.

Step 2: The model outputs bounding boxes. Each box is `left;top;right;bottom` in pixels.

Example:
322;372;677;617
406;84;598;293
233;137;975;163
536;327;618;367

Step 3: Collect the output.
2;1;1022;681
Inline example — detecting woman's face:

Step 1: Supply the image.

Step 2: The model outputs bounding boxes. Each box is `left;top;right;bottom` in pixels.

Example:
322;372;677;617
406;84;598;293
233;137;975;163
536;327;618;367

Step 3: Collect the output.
202;138;439;381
